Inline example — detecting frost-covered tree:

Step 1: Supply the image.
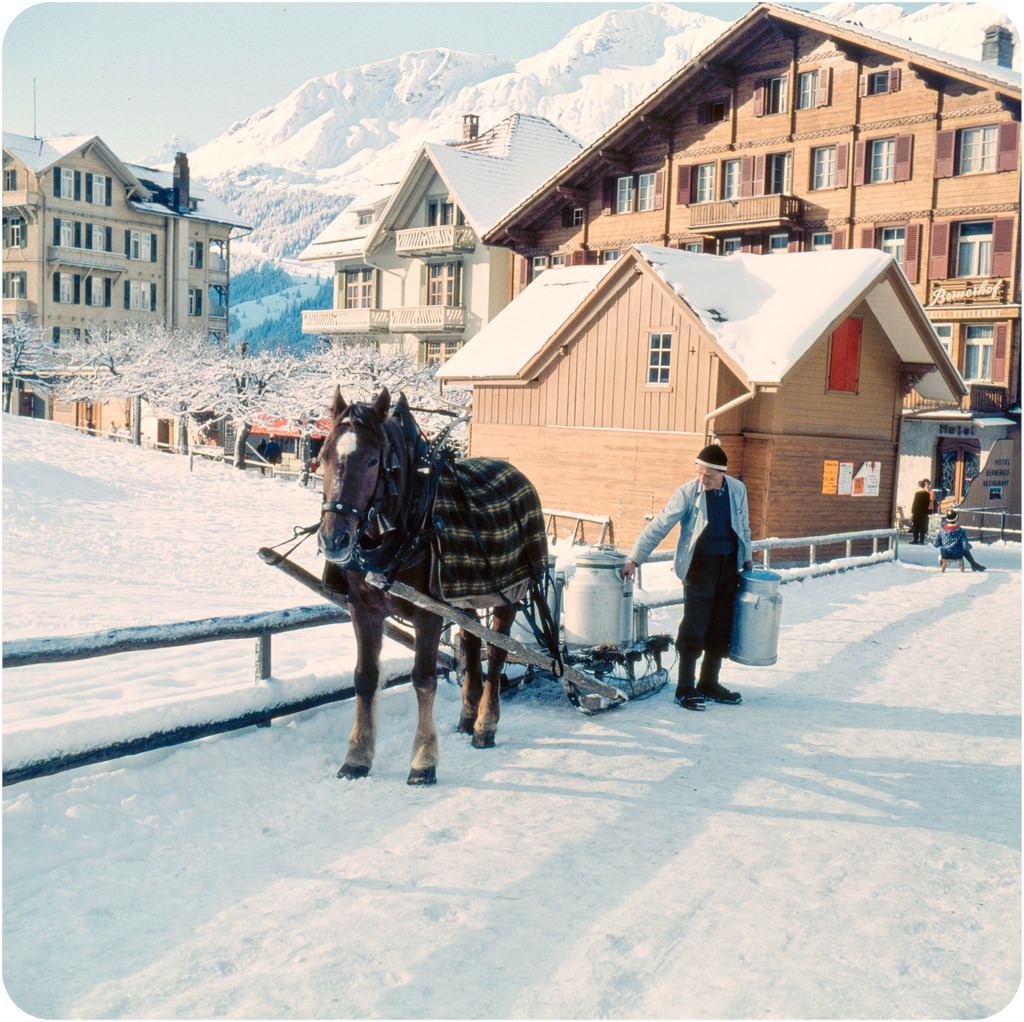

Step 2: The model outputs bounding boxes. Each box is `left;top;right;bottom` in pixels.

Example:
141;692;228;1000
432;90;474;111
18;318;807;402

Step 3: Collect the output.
2;318;51;413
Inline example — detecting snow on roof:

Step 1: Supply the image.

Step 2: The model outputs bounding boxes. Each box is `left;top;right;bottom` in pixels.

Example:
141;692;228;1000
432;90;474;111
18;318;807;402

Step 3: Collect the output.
124;163;252;229
299;182;397;261
441;246;960;401
437;264;614;380
425;114;581;234
3;132;97;173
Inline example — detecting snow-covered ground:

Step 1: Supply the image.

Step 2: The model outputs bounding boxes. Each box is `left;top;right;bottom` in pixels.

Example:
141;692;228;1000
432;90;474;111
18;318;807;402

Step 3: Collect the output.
3;413;1021;1019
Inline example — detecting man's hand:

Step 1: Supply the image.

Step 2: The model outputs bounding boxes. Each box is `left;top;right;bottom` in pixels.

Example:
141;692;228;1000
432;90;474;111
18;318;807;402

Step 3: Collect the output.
621;559;638;581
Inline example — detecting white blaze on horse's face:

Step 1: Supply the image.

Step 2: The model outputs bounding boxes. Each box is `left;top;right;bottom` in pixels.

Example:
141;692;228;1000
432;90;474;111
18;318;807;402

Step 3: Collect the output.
333;431;359;462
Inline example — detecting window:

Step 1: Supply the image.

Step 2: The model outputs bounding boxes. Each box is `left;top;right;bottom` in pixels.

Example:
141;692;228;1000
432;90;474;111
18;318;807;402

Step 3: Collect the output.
3;271;27;297
60;167;75;198
811;146;837;190
721;236;742;255
637;172;658;211
956;221;993;277
615;175;634;214
89;174;106;205
343;268;375;308
695;163;715;203
701;100;728;123
959;125;999;174
189;241;204;268
427;200;456;226
208;285;227;317
532;255;548;277
880;227;906;264
5;216;26;247
963;325;994;381
722;159;741;200
868;138;896;183
425;339;460;367
189;288;203;316
550;253;566;267
768;233;790;254
89;223;108;251
797;71;818;109
4;169;16;190
86;277;106;307
357;212;373;227
828;317;861;392
934;324;953;358
427;261;460;306
127;279;153;311
766;152;791;194
766;76;787;114
811;232;833;251
59;219;75;248
866;70;893;95
209;238;227;271
647;332;672;384
684;242;703;253
600;249;620;263
127;230;153;261
570;207;585;227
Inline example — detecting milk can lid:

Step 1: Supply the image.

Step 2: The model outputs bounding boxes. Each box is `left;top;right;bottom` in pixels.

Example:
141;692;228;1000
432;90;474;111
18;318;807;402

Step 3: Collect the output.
739;567;781;583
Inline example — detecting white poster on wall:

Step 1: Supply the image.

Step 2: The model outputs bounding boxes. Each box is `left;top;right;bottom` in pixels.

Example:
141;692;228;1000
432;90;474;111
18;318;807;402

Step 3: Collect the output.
852;461;881;497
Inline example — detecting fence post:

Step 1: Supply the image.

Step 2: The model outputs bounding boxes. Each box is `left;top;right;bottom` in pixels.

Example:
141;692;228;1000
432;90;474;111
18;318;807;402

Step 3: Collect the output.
255;631;272;682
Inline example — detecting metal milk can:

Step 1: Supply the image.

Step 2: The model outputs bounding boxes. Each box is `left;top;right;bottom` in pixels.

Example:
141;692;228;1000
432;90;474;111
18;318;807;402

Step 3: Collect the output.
563;547;634;647
729;568;782;666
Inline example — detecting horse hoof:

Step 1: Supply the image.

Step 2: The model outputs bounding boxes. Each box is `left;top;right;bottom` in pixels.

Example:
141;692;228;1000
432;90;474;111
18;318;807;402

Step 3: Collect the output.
456;715;475;735
337;763;370;780
472;731;496;749
407;766;437;786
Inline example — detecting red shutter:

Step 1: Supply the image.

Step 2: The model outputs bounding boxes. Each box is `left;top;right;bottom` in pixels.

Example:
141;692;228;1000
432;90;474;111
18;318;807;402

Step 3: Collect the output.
835;143;849;185
740;156;754;197
997;122;1020;172
568;250;586;266
853;141;867;185
752;153;765;197
858;73;869;97
601;177;614;216
788;233;800;252
676;165;691;205
753;79;766;117
894;134;913;182
829;317;861;392
888;67;902;93
904;223;921;283
928;221;950;280
934;129;956;177
992;323;1009;384
653;169;665;210
832;229;846;250
816;67;831;107
517;254;530;293
860;226;875;249
991;217;1016;278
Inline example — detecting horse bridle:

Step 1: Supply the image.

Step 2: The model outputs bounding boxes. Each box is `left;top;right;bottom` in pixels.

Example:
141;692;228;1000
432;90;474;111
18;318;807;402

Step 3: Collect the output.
320;423;402;535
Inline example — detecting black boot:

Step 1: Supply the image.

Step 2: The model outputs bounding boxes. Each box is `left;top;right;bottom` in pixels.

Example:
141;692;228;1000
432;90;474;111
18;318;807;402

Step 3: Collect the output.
697;654;742;705
674;652;705;711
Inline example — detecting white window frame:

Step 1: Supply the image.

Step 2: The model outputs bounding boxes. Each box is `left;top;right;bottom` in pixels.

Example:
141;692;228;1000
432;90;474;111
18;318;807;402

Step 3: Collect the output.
90;174;106;205
129;230;152;262
695;163;716;203
91;223;106;251
880;226;906;264
934;324;953;358
811;146;836;190
797;71;817;109
959;125;998;175
532;255;548;277
60;219;74;247
768;233;790;254
722;159;741;200
956;221;993;277
128;279;152;311
810;232;833;251
550;253;566;267
59;273;74;304
88;276;105;306
868;138;896;183
600;249;620;263
615;175;634;214
721;236;742;255
767;76;788;114
637;172;658;211
867;71;890;95
963;324;994;382
60;167;75;197
767;152;791;195
647;331;672;385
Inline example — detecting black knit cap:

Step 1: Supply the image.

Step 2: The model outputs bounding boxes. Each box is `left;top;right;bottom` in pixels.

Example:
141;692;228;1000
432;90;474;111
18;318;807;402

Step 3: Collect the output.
696;443;728;471
945;509;959;522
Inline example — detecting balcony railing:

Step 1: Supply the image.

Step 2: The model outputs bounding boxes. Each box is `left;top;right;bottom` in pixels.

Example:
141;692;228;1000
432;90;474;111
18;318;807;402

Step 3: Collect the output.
389;305;465;333
903;383;1009;414
2;189;32;210
2;297;36;319
394;225;476;256
47;245;126;272
301;308;390;335
689;194;803;230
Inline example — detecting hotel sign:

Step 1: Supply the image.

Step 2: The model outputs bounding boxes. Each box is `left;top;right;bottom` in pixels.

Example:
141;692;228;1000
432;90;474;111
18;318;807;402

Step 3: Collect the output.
930;278;1006;306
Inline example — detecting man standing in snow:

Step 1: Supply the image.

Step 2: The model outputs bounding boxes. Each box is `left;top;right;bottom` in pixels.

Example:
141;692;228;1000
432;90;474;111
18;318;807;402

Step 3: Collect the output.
621;444;752;710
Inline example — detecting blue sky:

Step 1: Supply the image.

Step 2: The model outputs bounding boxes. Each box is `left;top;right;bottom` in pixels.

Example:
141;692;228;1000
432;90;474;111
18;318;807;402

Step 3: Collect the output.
4;1;924;162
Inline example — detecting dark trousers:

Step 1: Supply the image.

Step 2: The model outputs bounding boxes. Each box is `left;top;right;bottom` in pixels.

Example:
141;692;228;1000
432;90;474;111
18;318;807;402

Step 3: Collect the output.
676;551;738;659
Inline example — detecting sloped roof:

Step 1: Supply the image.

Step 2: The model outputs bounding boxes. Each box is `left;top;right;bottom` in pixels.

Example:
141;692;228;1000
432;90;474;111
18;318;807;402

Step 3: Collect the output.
298;182;396;262
124;163;252;229
438;246;965;403
487;1;1021;243
4;132;146;192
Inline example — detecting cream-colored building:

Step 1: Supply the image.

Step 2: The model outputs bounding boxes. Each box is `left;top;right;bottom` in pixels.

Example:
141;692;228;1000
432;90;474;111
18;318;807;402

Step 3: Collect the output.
3;132;250;421
298;114;582;365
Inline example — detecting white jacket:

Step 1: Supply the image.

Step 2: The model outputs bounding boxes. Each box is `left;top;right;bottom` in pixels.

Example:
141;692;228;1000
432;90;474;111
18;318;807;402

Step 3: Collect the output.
628;474;752;581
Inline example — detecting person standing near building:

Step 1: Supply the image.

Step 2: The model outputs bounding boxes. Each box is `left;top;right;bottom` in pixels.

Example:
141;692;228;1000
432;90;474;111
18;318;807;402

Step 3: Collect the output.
910;479;933;544
622;444;753;710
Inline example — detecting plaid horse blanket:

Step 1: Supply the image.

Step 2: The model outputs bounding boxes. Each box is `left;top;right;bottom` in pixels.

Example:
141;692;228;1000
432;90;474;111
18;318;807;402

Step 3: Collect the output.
432;457;548;605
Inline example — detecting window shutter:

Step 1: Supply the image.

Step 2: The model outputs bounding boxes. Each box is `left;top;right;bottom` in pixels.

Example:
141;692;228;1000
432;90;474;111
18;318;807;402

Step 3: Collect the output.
104;277;112;308
997;122;1020;173
788;233;800;252
419;263;429;304
73;221;82;248
125;230;131;257
992;323;1009;383
852;141;867;185
835;142;849;185
928;221;950;280
85;224;92;249
653;169;665;210
73;171;81;200
84;279;92;307
105;226;112;252
53;168;61;198
601;177;614;216
85;174;93;203
829;317;861;392
53;273;60;302
888;67;902;93
894;134;913;182
904;223;921;283
934;130;956;177
858;73;869;97
105;176;112;206
124;280;130;309
860;226;875;249
675;162;692;202
991;217;1015;277
753;79;766;117
569;249;586;266
832;229;846;250
740;156;754;197
816;67;831;107
151;283;157;310
150;234;157;262
53;218;61;246
73;274;80;305
561;207;573;228
518;255;531;292
752;154;766;197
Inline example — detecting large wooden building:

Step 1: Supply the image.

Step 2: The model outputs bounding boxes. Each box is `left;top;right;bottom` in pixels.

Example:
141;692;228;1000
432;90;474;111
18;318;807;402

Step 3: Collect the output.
485;2;1020;516
438;246;964;548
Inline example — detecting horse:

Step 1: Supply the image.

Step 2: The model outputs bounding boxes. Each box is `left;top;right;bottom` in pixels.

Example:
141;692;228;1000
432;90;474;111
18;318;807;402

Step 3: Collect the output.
318;386;550;785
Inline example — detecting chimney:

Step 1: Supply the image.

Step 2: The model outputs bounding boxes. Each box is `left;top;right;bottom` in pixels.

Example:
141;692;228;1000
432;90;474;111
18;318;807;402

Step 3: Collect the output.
462;114;480;142
172;151;190;211
982;25;1014;68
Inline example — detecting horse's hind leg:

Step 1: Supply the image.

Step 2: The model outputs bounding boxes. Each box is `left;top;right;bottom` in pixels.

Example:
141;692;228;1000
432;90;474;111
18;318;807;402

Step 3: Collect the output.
470;604;517;749
458;617;484;736
408;611;444;786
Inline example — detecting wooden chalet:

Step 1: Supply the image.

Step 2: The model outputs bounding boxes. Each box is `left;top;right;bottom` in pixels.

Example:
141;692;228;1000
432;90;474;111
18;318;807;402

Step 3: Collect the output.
437;246;965;550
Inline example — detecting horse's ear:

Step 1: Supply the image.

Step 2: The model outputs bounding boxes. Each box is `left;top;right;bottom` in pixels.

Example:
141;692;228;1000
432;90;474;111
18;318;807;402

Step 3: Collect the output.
331;387;347;420
393;391;410;416
373;388;391;421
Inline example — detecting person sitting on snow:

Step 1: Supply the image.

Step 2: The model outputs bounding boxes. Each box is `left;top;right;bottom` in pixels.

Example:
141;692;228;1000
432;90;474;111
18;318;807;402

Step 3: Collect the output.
933;509;985;572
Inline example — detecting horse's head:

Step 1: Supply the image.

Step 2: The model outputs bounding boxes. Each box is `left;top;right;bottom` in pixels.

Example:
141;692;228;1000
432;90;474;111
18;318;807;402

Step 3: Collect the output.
319;387;396;567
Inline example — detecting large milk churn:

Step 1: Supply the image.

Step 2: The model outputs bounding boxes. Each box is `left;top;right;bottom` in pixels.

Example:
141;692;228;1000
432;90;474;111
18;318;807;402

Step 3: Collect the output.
729;568;782;666
563;547;634;647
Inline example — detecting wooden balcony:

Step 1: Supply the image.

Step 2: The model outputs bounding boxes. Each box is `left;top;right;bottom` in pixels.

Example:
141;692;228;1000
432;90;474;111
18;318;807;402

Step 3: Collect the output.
903;383;1009;414
394;224;476;256
2;297;36;320
47;245;126;272
389;305;465;333
2;189;33;211
689;194;804;230
301;308;389;335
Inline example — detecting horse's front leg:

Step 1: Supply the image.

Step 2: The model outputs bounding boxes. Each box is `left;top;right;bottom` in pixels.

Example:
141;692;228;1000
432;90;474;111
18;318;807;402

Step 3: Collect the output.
408;610;444;786
470;604;517;749
337;598;383;780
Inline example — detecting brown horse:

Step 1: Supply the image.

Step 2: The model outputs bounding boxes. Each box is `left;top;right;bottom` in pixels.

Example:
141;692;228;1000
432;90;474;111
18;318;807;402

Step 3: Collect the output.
318;387;549;785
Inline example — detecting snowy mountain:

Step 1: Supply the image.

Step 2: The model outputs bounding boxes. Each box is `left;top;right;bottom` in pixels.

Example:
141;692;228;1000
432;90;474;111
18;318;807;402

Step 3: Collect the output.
177;2;1018;275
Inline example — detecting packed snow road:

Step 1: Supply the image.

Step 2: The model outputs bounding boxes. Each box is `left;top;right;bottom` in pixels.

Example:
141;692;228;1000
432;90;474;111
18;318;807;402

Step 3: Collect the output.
3;415;1020;1019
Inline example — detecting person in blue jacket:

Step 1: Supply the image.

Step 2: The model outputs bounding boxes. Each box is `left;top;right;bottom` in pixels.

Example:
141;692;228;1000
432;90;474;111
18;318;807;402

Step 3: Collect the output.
622;443;753;710
933;509;986;572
